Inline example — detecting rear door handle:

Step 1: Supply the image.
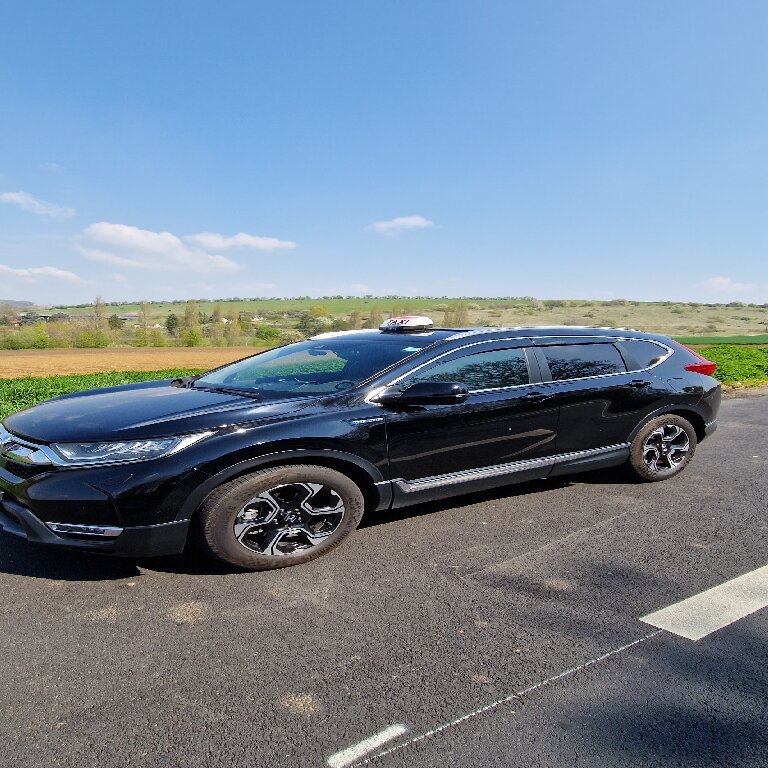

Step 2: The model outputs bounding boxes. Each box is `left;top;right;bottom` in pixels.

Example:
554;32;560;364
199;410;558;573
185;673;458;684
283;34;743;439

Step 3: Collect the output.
629;379;650;388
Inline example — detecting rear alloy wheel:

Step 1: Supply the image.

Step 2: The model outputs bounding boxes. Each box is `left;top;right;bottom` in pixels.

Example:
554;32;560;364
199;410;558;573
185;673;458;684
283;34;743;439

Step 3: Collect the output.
628;414;697;482
197;465;364;569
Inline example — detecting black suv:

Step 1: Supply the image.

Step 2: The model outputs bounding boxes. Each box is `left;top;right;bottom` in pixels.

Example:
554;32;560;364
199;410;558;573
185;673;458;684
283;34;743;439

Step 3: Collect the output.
0;319;720;570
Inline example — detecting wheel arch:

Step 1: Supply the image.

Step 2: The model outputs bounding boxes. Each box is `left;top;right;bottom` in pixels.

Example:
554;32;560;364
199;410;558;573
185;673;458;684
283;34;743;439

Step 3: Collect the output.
175;449;390;522
666;408;707;442
628;405;707;443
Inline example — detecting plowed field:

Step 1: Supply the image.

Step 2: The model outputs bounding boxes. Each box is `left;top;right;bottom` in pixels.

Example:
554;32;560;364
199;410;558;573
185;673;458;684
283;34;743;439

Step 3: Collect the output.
0;346;266;379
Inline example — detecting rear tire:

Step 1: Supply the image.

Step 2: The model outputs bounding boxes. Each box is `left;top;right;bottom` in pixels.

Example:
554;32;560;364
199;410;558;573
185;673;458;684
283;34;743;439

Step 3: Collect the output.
628;414;697;482
196;464;364;570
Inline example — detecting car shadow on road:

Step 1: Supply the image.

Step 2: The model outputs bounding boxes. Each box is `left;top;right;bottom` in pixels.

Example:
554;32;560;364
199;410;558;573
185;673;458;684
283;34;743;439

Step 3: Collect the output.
0;531;242;580
0;466;641;581
359;465;640;529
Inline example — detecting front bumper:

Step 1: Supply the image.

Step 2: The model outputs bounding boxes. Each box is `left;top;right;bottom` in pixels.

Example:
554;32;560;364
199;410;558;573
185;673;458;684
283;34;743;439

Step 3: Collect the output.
0;493;189;556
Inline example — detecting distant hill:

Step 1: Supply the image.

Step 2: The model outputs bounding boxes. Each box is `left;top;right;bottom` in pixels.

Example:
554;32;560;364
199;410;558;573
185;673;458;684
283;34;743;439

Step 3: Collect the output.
0;300;35;308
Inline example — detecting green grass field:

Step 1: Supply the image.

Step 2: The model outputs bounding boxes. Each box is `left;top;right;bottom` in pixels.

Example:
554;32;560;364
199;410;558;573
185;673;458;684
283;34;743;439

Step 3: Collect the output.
674;335;768;345
694;345;768;387
0;369;202;421
48;296;768;340
0;345;766;421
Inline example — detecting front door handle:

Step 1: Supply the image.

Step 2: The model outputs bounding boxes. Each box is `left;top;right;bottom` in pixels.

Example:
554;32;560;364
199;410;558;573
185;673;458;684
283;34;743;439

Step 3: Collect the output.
629;380;650;388
520;391;554;403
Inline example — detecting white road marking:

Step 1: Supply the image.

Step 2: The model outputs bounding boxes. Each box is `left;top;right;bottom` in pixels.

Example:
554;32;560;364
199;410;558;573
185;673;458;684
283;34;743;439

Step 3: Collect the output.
327;725;408;768
344;631;661;767
640;564;768;641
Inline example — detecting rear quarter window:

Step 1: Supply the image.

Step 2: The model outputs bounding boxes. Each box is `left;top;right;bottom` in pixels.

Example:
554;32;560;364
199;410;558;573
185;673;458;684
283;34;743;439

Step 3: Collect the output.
540;343;626;381
616;339;669;371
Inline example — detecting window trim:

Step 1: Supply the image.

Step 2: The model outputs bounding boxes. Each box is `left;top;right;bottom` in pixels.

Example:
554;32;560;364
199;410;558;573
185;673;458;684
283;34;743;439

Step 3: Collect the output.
368;337;540;398
366;334;673;402
532;337;673;384
614;338;673;373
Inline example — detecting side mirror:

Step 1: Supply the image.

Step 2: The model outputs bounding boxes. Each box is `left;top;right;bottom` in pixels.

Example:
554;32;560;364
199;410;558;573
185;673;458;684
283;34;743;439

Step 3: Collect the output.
375;381;469;407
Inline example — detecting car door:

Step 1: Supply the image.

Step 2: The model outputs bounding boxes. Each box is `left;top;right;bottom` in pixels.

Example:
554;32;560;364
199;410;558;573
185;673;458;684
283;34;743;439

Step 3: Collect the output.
381;339;560;500
529;337;665;457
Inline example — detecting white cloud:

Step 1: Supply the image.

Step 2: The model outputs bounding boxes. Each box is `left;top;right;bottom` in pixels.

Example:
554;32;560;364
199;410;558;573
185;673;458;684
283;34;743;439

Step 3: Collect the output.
78;222;240;273
366;215;434;235
183;232;296;251
0;191;75;219
696;276;759;294
109;272;128;283
0;264;81;282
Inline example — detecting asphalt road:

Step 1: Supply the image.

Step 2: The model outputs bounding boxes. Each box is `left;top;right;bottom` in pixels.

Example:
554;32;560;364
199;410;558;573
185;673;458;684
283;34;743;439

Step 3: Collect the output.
2;396;767;768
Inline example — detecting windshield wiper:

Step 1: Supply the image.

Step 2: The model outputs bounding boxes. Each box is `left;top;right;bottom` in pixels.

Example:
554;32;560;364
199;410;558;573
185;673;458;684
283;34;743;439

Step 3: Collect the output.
170;375;203;388
192;384;262;400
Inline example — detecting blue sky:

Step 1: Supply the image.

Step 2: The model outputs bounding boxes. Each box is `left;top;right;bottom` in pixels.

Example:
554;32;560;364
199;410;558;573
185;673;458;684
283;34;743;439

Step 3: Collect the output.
1;1;766;305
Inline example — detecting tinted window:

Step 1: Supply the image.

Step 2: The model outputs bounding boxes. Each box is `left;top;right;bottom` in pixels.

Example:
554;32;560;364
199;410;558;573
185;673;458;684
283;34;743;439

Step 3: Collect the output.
195;333;441;400
617;339;668;371
408;348;529;391
541;343;626;381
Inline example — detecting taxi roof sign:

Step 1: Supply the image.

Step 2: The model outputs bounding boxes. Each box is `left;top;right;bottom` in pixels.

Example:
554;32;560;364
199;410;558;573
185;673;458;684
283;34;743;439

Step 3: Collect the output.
379;315;434;332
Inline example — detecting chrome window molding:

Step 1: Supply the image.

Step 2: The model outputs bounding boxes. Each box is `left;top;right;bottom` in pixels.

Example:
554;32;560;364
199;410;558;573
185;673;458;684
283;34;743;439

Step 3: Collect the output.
365;336;535;403
392;443;630;493
533;337;673;385
366;335;672;403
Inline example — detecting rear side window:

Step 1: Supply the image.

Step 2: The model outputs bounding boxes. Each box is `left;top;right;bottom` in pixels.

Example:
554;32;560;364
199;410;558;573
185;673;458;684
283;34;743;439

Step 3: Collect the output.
616;339;669;371
540;343;626;381
408;348;530;391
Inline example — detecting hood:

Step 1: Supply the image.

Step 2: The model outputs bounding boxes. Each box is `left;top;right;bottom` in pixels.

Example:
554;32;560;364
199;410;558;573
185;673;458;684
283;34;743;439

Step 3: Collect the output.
3;379;314;443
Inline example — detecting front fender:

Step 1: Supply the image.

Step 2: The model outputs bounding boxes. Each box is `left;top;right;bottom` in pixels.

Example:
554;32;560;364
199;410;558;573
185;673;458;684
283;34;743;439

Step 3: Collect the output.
174;448;390;521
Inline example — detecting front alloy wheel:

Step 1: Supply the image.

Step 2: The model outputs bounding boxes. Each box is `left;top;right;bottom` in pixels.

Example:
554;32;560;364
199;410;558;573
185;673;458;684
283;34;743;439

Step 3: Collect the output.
234;482;345;556
628;414;697;482
197;465;364;570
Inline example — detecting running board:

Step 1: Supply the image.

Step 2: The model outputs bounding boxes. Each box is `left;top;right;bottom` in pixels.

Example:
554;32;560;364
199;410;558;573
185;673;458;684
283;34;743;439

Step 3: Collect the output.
392;444;630;493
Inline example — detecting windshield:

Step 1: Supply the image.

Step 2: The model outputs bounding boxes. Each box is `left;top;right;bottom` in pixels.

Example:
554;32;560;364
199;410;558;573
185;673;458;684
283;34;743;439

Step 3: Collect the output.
193;332;442;400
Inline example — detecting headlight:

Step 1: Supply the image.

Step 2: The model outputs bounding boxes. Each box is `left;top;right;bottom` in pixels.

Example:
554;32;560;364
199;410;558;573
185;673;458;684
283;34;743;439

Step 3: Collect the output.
52;432;211;465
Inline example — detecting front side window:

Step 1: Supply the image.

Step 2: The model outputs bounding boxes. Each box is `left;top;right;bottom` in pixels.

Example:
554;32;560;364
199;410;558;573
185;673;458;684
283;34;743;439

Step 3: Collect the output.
541;343;626;381
407;348;530;391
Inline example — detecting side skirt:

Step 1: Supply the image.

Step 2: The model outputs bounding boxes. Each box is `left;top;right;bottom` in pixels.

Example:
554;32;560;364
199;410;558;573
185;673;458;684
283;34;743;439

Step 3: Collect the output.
383;444;630;508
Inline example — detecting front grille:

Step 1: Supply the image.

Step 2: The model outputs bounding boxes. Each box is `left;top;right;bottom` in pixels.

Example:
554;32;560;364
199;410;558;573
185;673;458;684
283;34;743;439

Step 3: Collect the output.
0;458;53;481
0;428;56;480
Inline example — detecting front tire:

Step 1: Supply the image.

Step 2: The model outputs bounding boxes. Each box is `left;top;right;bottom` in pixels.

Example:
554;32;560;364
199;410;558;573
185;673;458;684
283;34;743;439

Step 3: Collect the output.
196;464;364;570
628;414;697;482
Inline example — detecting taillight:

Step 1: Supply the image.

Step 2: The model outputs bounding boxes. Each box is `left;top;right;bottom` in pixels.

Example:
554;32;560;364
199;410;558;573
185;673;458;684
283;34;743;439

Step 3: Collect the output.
685;361;717;375
678;343;717;376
